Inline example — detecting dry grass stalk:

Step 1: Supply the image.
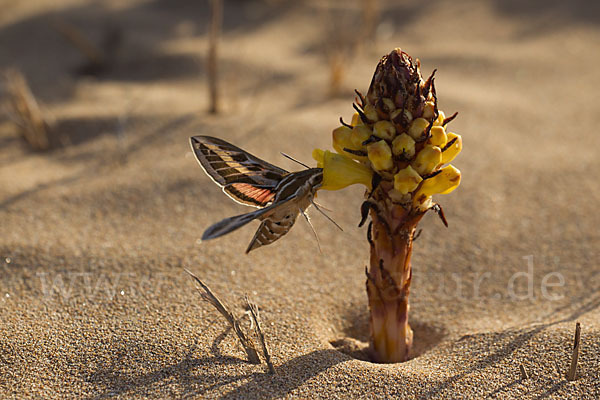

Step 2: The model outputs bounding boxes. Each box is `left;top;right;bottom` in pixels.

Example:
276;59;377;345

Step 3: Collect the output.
3;69;50;151
567;322;581;381
245;296;275;374
207;0;223;114
328;50;346;96
52;19;105;68
320;3;354;97
51;19;122;76
360;0;379;45
519;364;529;380
322;1;378;96
185;269;260;364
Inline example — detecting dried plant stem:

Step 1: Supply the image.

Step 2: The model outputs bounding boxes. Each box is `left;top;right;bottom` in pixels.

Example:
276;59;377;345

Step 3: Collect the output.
360;0;379;44
4;69;50;151
185;269;260;364
519;364;529;380
245;296;275;374
567;322;581;381
52;19;105;67
207;0;223;114
328;50;346;96
52;19;122;76
366;206;424;363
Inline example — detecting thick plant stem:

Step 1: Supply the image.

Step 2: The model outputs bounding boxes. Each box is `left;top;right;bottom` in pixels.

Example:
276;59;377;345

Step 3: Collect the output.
315;48;463;363
366;202;423;363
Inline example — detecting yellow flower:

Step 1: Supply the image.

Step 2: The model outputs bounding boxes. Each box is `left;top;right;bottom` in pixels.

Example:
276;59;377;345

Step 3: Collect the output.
428;126;447;147
373;120;396;141
363;104;379;122
434;110;446;126
414;165;461;198
394;165;422;194
332;126;367;161
392;133;416;159
367;140;393;171
441;132;462;164
422;101;435;119
313;149;373;191
412;145;442;175
350;125;372;148
408;117;429;140
351;112;363;126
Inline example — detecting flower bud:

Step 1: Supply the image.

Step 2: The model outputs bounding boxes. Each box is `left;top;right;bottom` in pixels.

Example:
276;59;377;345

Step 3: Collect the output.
388;188;410;204
351;112;363;127
364;104;379;122
390;108;402;122
434;110;445;126
428;125;447;147
382;98;396;113
394;165;423;194
412;145;442;175
422;101;435;119
332;126;366;161
408;117;429;140
351;125;372;148
373;120;396;141
367;140;393;171
392;133;416;159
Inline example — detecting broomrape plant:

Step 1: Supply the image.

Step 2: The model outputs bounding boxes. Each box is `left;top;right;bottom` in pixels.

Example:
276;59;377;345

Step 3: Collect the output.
313;48;462;363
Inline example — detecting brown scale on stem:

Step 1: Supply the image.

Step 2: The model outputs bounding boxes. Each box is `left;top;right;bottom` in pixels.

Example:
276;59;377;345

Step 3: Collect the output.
352;102;371;124
339;117;353;128
432;203;449;227
443;111;459;126
423;69;437;98
355;89;366;108
442;136;458;152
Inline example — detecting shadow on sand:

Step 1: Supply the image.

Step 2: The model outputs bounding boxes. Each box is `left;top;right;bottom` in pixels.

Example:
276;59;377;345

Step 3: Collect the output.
86;323;346;400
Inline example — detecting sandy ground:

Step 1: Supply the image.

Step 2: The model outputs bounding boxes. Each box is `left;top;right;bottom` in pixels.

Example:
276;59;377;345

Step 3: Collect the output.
1;0;599;398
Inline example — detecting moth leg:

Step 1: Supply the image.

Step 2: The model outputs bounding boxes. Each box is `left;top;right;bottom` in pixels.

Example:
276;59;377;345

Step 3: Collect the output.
312;200;332;212
300;207;322;254
310;198;343;231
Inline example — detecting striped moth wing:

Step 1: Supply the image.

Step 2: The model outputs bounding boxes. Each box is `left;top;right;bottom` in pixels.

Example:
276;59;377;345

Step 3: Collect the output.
190;136;324;253
190;136;288;207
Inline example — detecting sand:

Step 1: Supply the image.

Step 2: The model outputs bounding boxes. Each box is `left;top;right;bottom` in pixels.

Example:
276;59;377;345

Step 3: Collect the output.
1;0;599;398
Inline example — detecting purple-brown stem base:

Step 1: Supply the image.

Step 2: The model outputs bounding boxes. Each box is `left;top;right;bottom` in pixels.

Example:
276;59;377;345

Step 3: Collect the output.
366;206;423;363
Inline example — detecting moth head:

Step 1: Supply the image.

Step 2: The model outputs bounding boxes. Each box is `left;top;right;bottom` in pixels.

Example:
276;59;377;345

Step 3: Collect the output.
310;169;324;191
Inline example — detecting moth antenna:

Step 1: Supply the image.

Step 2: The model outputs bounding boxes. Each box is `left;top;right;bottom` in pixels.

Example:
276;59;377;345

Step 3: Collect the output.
313;201;332;212
310;198;343;231
300;208;322;253
281;152;310;169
